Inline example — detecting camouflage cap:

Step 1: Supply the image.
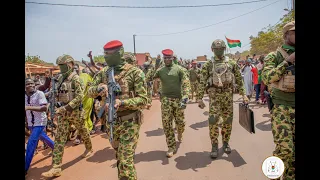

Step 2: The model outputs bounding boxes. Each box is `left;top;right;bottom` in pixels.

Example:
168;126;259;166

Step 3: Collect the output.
123;52;136;63
56;55;75;65
211;39;226;49
283;21;295;34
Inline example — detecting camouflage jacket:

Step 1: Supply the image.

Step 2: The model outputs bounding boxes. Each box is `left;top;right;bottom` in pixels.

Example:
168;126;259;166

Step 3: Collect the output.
198;56;245;99
145;66;155;83
189;67;201;82
261;45;294;86
87;64;148;114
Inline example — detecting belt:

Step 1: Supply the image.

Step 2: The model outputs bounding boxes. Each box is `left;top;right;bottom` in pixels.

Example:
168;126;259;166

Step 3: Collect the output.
117;111;140;122
209;84;232;93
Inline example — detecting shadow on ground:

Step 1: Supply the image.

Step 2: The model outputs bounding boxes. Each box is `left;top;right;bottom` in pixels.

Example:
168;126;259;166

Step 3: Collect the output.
174;151;212;172
189;120;208;130
145;128;164;137
217;148;247;167
255;120;271;131
86;147;115;163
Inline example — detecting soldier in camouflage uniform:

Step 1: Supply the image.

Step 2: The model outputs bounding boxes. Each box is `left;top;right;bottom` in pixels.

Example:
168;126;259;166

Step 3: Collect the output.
42;55;93;178
189;61;201;101
262;21;295;180
153;49;190;158
153;54;162;96
197;40;249;159
88;40;148;180
143;62;154;109
123;52;137;66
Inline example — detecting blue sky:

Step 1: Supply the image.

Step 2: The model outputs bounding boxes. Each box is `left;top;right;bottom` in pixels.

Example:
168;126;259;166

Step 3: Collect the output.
25;0;291;64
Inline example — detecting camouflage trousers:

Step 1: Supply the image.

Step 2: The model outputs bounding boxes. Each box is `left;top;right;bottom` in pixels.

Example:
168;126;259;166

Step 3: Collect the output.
271;105;295;180
106;112;142;180
160;97;185;151
147;85;153;104
208;89;233;145
52;110;92;166
189;81;199;100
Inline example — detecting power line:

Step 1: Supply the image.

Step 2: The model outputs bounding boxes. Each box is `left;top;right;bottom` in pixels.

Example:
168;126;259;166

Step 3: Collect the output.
136;0;282;37
25;0;270;8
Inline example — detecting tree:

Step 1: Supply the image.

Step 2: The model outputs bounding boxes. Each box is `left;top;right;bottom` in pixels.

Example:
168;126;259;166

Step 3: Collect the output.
93;55;105;63
241;50;251;59
249;11;294;55
25;54;54;65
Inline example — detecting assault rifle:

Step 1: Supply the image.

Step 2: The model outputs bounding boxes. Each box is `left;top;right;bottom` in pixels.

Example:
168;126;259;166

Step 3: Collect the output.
97;67;121;142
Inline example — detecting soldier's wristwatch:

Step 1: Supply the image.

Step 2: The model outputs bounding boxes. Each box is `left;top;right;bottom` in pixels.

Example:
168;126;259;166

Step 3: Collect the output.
120;100;125;106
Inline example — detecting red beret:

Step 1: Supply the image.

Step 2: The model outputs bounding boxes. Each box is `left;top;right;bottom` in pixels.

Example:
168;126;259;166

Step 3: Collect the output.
103;40;123;50
162;49;174;56
192;61;197;64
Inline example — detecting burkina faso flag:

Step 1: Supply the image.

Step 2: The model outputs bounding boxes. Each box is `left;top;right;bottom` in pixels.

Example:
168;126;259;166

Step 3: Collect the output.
225;36;241;48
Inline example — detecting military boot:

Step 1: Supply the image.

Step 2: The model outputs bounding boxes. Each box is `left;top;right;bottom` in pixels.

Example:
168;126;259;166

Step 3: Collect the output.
41;164;62;178
223;142;231;154
210;144;218;159
82;149;93;158
166;149;175;158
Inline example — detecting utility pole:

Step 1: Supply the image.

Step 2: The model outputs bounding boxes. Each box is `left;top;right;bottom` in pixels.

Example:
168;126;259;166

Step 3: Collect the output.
292;0;294;11
133;34;136;55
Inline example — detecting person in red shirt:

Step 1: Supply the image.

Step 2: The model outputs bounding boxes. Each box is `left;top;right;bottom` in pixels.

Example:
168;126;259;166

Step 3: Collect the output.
251;65;260;103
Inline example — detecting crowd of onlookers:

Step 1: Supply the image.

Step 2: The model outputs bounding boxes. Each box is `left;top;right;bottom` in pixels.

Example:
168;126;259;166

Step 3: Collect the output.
237;54;268;104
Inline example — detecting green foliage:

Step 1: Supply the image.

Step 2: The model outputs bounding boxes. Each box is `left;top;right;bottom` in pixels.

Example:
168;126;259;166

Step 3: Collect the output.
93;55;105;63
249;11;294;55
25;54;54;65
241;50;251;58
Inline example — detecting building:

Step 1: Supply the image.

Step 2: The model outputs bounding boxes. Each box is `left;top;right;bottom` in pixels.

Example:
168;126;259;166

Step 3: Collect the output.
196;56;207;61
25;62;59;78
135;53;148;66
25;61;85;78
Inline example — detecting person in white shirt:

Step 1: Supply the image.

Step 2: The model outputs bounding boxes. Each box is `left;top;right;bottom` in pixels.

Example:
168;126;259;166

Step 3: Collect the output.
25;78;54;177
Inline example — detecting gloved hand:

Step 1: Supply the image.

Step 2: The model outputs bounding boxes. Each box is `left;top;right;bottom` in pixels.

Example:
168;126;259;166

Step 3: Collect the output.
180;98;188;109
243;95;249;104
197;99;206;109
97;83;108;97
55;106;67;115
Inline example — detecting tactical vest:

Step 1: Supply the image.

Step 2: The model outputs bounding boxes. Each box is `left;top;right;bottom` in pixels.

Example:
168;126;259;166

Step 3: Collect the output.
208;60;233;88
269;47;295;93
58;72;77;104
101;64;137;112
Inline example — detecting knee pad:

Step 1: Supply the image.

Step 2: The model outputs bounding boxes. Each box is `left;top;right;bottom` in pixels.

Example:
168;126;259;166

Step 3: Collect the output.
226;116;233;124
209;115;218;125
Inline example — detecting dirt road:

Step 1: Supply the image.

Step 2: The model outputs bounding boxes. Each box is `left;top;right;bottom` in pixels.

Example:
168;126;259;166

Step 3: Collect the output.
27;94;274;180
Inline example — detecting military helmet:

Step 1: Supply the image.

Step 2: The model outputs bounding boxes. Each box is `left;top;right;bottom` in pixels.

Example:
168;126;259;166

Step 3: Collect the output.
56;55;75;65
123;52;136;63
211;39;226;49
